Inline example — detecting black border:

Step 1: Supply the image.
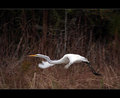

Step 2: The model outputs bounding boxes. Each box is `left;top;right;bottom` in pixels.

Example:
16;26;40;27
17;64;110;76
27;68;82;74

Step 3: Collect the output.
0;89;120;97
0;2;120;98
0;0;118;8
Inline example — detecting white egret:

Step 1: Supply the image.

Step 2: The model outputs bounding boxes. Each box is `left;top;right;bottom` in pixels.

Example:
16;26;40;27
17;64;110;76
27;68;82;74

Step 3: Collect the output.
28;54;101;76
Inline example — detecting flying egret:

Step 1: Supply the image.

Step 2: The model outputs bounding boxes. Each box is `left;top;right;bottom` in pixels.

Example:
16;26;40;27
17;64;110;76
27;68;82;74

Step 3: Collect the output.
28;53;101;76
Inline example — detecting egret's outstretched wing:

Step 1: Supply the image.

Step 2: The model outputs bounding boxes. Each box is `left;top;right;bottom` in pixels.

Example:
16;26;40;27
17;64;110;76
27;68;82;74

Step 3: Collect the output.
38;61;54;69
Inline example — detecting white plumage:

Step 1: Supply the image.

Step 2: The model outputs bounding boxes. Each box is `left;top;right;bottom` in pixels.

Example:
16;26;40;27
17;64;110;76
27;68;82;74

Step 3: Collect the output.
38;61;54;69
29;53;101;76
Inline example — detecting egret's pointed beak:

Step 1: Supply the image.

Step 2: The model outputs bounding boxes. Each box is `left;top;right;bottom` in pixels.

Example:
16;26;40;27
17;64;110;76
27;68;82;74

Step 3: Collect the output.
28;54;37;57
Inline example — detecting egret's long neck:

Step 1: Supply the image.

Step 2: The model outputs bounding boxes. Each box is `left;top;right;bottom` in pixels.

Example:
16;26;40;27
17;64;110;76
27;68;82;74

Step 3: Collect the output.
37;54;67;64
50;57;66;64
37;54;51;62
38;54;65;64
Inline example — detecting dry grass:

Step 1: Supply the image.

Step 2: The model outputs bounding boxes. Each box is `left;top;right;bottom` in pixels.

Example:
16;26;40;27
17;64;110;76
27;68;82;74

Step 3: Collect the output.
0;42;120;89
0;36;120;89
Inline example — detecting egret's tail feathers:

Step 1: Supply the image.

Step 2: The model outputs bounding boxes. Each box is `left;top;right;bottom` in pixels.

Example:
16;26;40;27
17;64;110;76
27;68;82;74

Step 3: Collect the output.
38;61;54;69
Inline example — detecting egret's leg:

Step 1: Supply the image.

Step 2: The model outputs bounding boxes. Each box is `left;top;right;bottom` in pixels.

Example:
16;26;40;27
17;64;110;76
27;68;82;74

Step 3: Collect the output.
85;62;101;76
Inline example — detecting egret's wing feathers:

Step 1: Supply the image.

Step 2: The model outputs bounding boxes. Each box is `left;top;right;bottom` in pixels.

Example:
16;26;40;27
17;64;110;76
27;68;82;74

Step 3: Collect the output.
38;61;54;69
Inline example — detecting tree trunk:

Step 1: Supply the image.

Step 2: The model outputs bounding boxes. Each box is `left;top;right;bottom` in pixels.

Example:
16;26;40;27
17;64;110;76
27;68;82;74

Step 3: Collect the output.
42;10;48;53
64;9;67;53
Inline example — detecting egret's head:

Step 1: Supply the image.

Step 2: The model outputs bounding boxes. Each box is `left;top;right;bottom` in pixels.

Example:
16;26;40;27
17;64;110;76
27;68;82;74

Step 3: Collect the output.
28;54;49;59
28;54;39;57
